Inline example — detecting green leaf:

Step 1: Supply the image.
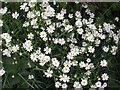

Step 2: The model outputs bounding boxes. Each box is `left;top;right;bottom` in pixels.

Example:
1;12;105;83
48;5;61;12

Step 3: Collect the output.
7;74;21;88
3;57;18;74
59;2;67;8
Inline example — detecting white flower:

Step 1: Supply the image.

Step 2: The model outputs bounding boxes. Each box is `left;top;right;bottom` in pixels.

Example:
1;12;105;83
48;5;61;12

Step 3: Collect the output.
82;4;88;8
71;38;77;43
1;33;12;43
80;47;86;53
75;1;79;4
103;46;109;52
95;81;102;88
53;38;58;44
26;46;33;52
12;12;19;19
59;38;65;45
55;82;61;88
75;19;82;27
44;47;51;54
77;28;84;35
88;24;96;30
28;74;34;79
23;21;29;27
102;73;109;81
24;6;29;12
86;58;91;63
38;53;45;60
72;60;78;66
2;49;11;57
51;58;60;67
89;63;94;69
23;40;32;48
44;6;55;17
110;46;118;55
35;48;41;54
28;33;34;39
56;13;64;20
27;11;35;19
40;31;47;38
39;60;46;66
65;25;73;32
23;40;33;52
100;59;108;67
99;34;105;40
30;53;38;62
63;60;72;67
43;37;48;41
59;74;70;82
31;18;37;26
67;53;74;60
115;17;119;22
24;40;32;46
41;12;47;19
82;18;88;24
47;25;55;33
45;19;51;25
62;83;67;88
0;69;5;76
11;45;19;53
85;9;91;14
28;2;36;8
89;18;94;24
36;11;40;16
90;13;95;18
68;14;73;18
44;68;53;78
75;11;81;18
79;61;85;68
85;71;91;76
90;85;97;88
88;46;95;53
30;0;37;2
85;63;91;70
70;47;79;56
95;39;101;46
86;33;94;42
81;79;88;86
0;7;7;15
62;67;70;73
0;19;3;27
44;56;50;62
33;25;38;29
60;9;66;14
42;0;49;4
20;3;27;10
73;81;82;88
102;82;107;88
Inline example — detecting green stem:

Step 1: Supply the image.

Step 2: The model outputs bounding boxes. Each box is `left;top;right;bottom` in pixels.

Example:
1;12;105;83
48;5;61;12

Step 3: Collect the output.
18;73;34;88
3;74;8;88
103;4;114;16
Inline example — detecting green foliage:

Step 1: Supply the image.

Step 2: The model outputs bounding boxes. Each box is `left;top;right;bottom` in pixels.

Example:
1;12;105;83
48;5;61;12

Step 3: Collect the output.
1;2;120;89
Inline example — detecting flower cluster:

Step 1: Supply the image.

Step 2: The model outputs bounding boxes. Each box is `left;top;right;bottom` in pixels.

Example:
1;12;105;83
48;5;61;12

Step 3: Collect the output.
1;1;120;89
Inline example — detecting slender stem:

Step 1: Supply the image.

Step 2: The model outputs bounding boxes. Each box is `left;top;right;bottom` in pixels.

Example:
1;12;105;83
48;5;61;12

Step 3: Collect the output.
18;73;34;89
103;4;114;16
3;74;8;88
